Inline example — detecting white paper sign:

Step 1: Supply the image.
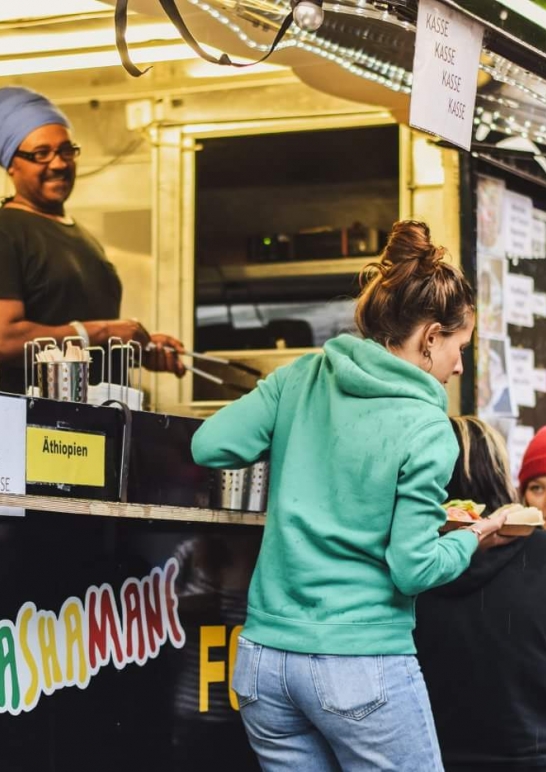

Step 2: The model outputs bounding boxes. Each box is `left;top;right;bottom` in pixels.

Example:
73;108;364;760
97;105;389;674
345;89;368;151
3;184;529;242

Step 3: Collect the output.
533;292;546;317
508;424;535;485
410;0;484;150
509;348;536;408
0;395;26;517
533;368;546;393
505;273;535;327
504;190;534;259
532;209;546;259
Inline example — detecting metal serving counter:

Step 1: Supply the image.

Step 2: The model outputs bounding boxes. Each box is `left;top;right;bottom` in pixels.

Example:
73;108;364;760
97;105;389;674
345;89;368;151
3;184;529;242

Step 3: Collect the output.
0;394;263;772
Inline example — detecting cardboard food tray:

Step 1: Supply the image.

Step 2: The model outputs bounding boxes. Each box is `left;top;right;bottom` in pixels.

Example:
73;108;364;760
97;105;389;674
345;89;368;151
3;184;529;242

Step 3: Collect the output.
440;520;538;537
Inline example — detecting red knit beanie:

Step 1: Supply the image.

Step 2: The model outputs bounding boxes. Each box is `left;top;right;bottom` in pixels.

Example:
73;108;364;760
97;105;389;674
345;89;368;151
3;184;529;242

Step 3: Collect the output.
519;426;546;492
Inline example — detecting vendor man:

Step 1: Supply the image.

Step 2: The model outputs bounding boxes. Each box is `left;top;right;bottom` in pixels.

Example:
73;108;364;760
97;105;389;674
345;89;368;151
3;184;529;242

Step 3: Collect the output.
0;86;185;394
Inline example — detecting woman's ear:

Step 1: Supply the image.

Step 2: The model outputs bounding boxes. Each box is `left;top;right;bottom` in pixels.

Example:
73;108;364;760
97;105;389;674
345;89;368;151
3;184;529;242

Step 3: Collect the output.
7;165;14;177
422;322;442;351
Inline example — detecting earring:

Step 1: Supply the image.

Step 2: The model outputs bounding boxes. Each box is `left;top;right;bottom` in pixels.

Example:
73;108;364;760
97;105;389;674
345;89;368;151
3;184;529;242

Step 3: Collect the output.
423;347;433;371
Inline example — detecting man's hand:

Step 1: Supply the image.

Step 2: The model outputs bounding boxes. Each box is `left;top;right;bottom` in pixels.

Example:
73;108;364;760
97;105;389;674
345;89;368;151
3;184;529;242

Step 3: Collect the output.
143;333;185;377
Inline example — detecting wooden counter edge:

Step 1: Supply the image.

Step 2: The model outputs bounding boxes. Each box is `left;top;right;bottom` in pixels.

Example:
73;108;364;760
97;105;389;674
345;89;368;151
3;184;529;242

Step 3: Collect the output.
0;492;266;526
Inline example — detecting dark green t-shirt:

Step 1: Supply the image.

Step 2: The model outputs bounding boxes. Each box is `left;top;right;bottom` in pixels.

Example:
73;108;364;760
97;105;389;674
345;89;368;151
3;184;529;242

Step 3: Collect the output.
0;207;122;393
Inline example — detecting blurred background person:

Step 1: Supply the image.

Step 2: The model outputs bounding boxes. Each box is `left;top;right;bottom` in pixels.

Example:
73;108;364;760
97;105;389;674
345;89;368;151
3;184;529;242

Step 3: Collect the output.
415;415;546;771
0;86;185;394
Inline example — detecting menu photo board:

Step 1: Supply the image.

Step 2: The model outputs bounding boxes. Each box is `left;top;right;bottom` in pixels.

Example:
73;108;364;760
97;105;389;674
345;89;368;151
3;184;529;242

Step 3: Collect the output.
474;162;546;493
475;172;546;487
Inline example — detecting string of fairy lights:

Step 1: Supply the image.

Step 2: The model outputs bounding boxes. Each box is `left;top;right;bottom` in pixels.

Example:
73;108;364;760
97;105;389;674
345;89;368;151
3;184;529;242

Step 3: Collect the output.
186;0;413;91
474;53;546;146
185;0;546;153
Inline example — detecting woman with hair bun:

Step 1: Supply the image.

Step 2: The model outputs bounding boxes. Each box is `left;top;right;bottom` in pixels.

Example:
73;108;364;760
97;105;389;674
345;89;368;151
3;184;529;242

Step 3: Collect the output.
192;220;507;771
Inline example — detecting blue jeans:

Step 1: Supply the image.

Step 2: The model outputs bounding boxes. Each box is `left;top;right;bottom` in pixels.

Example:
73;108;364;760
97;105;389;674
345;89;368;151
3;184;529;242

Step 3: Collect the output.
232;637;444;772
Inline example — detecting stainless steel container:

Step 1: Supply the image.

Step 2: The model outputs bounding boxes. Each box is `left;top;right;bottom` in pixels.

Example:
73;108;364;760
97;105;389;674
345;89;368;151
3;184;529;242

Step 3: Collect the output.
210;461;269;513
37;361;89;403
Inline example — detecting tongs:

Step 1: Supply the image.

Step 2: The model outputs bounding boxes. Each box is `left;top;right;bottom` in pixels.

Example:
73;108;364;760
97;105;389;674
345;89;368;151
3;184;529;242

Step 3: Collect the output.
184;349;261;378
145;344;261;395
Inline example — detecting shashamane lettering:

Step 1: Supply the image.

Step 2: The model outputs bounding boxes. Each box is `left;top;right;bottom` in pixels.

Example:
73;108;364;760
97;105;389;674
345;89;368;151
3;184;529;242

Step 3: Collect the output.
0;558;186;716
42;437;88;459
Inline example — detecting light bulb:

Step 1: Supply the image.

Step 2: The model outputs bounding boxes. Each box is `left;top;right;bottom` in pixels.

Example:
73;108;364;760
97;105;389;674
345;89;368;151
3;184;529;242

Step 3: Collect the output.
475;122;491;142
292;0;324;32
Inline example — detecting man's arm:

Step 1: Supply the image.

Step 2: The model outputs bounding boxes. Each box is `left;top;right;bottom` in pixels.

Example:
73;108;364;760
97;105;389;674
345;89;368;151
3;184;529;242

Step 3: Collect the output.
0;299;150;363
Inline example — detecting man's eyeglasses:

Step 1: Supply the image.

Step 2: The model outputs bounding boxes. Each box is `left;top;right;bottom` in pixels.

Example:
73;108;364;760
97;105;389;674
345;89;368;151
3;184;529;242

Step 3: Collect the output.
13;143;81;165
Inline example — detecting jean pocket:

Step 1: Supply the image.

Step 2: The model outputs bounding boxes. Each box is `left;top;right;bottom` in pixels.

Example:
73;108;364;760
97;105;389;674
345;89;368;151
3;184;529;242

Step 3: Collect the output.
310;655;387;720
231;637;262;708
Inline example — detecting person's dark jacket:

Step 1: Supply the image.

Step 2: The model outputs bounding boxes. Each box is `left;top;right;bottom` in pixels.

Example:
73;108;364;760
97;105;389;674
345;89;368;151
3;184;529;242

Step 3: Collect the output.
415;530;546;771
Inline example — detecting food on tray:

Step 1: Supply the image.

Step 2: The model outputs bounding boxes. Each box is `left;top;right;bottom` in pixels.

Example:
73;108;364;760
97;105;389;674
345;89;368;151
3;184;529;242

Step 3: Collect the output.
440;500;544;537
442;499;486;522
494;503;544;526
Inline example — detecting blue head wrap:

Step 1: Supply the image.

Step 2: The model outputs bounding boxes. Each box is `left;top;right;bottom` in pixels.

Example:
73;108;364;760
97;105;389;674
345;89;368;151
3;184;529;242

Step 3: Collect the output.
0;87;70;169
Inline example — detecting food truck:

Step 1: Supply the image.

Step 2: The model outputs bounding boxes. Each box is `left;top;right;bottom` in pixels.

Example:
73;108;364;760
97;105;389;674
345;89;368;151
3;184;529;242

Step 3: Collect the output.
0;1;545;769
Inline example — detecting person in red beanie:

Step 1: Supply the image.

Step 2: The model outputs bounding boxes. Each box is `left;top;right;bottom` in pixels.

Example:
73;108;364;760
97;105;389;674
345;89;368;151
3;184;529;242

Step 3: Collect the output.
519;426;546;518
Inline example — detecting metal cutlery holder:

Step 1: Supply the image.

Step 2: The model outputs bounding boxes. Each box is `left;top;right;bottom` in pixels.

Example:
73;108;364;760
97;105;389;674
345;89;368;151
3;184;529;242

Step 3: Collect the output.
36;360;89;403
209;460;269;513
25;337;90;403
24;336;143;406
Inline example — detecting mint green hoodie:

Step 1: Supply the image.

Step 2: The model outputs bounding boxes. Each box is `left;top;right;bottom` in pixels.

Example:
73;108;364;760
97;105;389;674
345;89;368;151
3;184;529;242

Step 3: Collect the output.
191;334;477;655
